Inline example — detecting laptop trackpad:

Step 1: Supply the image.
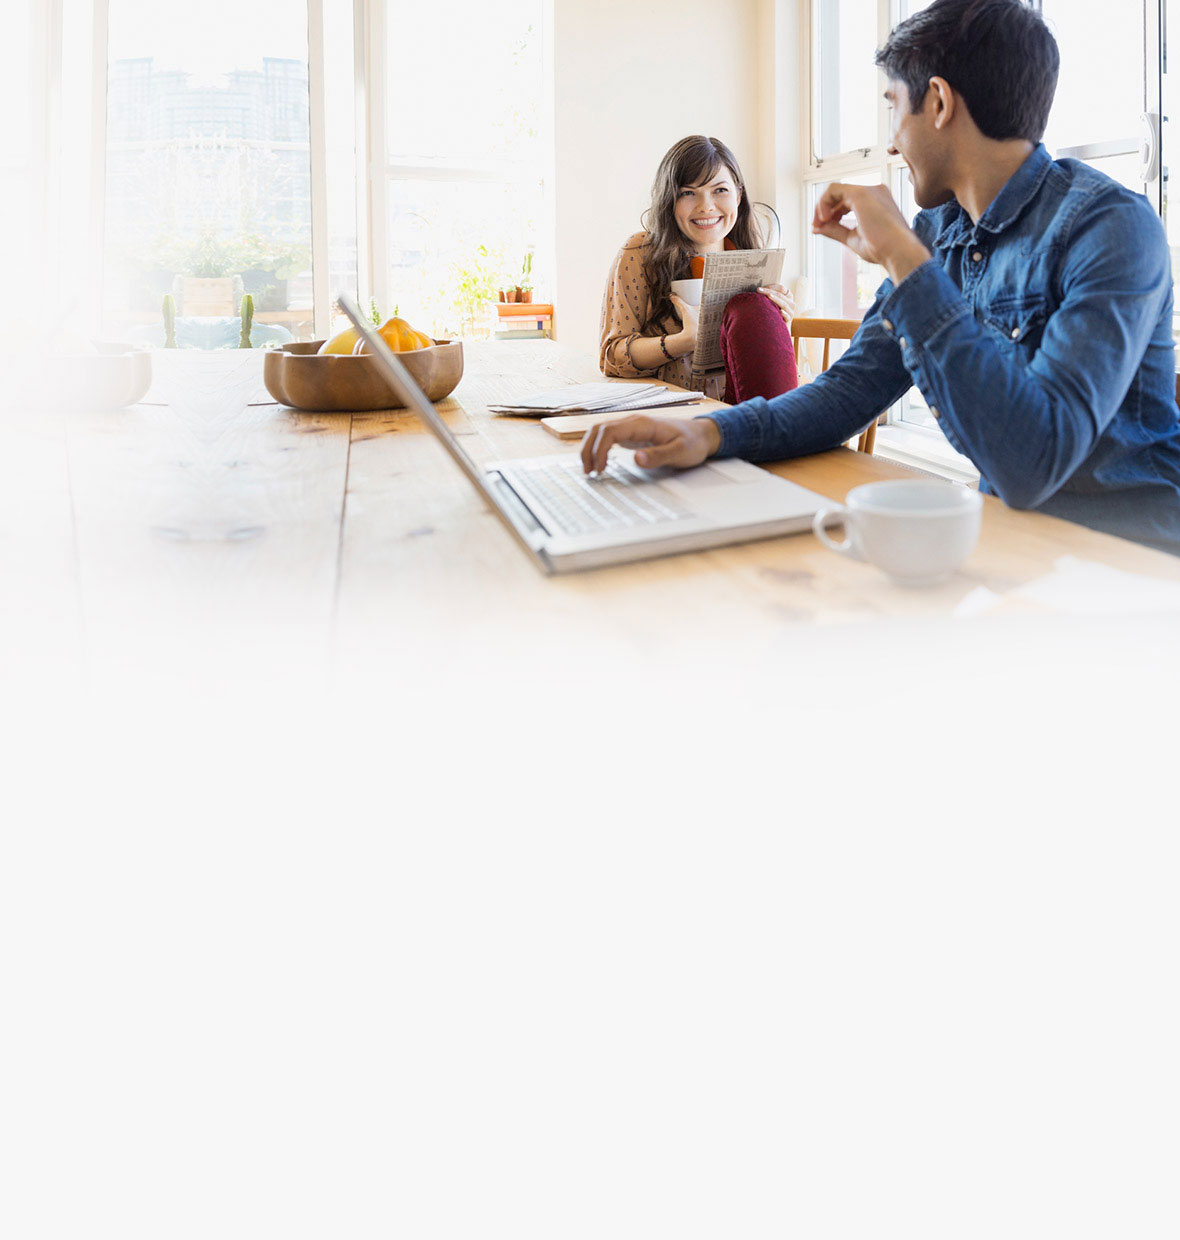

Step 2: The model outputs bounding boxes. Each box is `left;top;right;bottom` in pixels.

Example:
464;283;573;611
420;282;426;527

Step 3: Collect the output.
662;458;766;493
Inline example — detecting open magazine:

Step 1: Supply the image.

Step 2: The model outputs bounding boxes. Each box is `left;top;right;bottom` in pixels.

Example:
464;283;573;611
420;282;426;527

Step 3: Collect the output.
691;248;786;374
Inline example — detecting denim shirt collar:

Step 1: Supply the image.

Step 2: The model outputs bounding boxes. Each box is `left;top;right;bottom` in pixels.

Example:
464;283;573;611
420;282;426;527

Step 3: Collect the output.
933;143;1053;250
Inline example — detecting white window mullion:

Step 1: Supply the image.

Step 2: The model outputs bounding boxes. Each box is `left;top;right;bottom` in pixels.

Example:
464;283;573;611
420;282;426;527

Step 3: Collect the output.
38;0;63;300
1145;0;1164;215
382;162;543;183
877;0;891;156
89;0;109;334
363;0;387;315
807;150;886;181
307;0;330;338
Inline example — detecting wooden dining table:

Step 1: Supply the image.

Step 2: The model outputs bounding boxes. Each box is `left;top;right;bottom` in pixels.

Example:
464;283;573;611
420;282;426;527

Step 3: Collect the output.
5;340;1178;1195
4;336;1180;724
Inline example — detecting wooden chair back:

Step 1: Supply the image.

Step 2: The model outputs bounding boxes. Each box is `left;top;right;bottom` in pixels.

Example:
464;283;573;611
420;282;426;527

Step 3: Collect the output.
790;316;876;453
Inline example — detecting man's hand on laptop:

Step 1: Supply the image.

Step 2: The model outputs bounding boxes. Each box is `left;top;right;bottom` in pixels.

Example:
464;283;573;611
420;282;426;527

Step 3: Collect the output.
812;182;931;287
580;415;721;475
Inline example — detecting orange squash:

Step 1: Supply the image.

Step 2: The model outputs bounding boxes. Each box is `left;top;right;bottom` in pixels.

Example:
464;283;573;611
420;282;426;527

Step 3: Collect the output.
353;315;433;354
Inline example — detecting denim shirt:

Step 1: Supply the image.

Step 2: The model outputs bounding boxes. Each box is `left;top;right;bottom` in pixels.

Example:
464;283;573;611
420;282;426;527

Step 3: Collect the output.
708;144;1180;554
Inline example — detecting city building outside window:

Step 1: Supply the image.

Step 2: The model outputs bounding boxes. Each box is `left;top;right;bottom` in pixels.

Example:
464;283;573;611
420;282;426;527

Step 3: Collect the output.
100;0;316;346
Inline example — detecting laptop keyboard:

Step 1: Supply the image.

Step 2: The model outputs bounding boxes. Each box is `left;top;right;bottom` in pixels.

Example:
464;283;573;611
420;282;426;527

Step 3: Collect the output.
503;457;693;537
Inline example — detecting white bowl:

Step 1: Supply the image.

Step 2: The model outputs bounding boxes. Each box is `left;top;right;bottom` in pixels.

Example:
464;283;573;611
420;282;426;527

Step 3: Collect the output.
37;344;153;412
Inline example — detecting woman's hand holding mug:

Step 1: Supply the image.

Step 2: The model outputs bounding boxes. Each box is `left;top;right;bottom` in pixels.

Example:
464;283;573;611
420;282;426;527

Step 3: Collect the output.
669;292;700;348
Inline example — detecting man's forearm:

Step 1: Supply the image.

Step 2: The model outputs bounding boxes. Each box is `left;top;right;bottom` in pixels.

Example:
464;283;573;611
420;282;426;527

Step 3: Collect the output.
701;294;913;461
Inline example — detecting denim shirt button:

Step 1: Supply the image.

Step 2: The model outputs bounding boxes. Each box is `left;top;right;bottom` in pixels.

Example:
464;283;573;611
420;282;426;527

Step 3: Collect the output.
930;407;941;420
899;336;907;349
972;251;983;263
1011;327;1021;339
882;319;894;333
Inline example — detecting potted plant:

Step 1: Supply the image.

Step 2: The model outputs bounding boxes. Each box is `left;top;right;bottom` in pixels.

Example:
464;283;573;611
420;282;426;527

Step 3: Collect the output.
232;235;311;312
451;245;502;337
516;250;534;303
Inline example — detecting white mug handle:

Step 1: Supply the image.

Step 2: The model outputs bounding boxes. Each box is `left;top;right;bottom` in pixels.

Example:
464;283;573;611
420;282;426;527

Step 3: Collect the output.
812;506;857;557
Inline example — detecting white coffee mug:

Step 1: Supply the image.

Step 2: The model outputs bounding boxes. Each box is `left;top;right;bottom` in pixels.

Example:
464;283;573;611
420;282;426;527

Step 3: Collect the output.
669;278;704;307
812;479;982;585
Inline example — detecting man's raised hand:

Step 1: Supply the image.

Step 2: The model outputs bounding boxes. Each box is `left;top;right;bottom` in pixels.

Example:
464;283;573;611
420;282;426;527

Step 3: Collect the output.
812;182;931;286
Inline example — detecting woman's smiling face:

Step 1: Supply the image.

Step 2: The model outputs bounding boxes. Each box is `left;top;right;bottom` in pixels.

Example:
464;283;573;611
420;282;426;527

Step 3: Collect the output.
673;167;740;250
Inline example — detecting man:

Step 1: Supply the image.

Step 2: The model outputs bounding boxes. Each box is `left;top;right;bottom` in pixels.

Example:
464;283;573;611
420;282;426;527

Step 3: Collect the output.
582;0;1180;555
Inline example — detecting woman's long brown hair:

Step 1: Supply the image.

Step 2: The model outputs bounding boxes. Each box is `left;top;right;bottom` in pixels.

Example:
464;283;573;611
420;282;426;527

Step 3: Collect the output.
639;135;766;334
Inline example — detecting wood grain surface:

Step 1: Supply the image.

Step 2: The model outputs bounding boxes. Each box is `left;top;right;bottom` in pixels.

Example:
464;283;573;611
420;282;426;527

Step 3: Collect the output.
4;338;1180;693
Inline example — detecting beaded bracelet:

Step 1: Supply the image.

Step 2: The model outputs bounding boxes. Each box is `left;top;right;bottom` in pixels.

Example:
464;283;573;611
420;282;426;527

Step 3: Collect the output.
658;333;673;361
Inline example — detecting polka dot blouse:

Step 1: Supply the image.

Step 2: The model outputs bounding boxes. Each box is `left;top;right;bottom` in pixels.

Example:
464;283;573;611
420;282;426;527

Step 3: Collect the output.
599;231;727;401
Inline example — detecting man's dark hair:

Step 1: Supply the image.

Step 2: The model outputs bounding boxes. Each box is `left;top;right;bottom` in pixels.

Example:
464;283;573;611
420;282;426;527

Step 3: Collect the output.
875;0;1060;143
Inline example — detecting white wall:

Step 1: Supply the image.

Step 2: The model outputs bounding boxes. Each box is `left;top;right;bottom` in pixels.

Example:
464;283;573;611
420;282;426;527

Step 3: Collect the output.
551;0;803;358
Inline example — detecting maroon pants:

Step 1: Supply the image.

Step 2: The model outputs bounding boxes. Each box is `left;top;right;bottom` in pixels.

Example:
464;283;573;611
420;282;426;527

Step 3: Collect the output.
719;290;798;405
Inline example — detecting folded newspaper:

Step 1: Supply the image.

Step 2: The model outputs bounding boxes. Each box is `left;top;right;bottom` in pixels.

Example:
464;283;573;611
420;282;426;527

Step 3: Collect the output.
488;382;705;417
692;248;785;374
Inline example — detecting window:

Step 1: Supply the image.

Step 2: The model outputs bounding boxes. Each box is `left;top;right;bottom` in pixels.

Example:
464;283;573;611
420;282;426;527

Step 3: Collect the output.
1039;2;1173;322
0;3;46;337
804;0;953;455
15;0;546;349
803;0;1177;476
805;175;881;323
1165;1;1180;323
100;0;316;344
811;0;880;161
372;0;547;339
1040;0;1152;197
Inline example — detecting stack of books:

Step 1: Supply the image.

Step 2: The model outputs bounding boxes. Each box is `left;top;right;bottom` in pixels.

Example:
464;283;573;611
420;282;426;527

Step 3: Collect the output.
494;302;553;340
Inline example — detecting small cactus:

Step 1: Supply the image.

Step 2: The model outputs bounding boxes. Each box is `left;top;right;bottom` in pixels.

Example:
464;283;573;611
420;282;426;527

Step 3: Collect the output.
162;293;177;348
238;293;254;348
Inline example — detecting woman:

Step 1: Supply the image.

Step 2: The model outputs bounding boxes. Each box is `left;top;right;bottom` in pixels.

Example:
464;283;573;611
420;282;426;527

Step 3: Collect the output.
600;135;797;404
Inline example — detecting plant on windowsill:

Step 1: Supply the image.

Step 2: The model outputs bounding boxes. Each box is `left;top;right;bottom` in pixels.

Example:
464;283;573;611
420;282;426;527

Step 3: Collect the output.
516;249;534;303
124;230;310;314
232;234;312;311
238;294;255;348
452;245;502;337
162;294;177;348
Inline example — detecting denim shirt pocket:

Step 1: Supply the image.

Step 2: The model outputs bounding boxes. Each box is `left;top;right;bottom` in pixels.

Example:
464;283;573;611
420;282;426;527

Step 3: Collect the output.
982;293;1049;353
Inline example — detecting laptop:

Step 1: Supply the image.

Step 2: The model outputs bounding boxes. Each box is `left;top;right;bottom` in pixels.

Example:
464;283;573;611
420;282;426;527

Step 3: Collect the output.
338;296;829;575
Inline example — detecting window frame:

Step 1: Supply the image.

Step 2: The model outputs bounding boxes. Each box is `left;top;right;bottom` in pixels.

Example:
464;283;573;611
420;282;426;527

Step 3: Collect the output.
800;0;1169;477
802;0;930;455
86;0;334;337
361;0;553;333
74;0;551;341
803;0;892;176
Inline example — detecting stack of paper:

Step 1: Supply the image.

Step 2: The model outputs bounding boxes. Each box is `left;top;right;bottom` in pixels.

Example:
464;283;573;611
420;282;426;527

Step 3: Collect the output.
487;382;705;417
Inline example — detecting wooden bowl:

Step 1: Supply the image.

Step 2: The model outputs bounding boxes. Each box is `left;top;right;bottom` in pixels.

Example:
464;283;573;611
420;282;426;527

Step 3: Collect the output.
263;339;464;412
